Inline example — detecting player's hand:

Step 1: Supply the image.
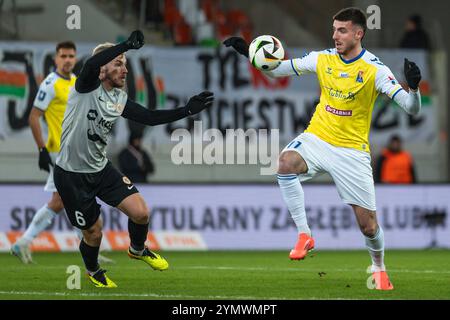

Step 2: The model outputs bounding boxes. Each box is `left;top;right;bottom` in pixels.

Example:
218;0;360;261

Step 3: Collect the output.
223;37;249;58
38;147;53;172
125;30;144;50
185;91;214;115
404;58;421;91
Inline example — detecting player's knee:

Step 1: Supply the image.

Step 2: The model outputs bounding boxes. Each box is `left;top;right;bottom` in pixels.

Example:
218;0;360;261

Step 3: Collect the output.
360;224;378;237
133;205;150;224
277;152;306;174
54;198;64;212
84;227;102;244
277;153;294;174
48;197;64;213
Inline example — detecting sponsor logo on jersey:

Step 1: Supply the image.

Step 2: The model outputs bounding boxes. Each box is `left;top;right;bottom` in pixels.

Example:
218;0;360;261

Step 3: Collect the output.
87;109;98;121
339;72;349;78
97;117;113;131
87;129;107;145
323;86;356;101
325;105;352;116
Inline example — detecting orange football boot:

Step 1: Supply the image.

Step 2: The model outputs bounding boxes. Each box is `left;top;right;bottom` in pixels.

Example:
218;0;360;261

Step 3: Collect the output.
372;271;394;290
289;233;315;260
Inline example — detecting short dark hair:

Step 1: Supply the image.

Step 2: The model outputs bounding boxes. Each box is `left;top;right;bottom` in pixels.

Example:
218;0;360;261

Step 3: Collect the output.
408;14;422;28
333;7;367;35
56;41;76;53
390;134;402;143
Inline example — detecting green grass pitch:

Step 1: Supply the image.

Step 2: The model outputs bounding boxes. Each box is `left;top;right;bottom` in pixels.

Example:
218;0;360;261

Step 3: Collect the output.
0;250;449;300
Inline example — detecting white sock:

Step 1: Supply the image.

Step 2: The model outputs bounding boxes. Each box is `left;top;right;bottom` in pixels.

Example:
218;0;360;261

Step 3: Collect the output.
129;246;145;256
365;226;385;272
21;205;57;243
277;174;311;235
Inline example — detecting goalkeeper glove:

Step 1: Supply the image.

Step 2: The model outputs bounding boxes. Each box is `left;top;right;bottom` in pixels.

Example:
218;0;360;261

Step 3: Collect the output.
404;58;421;90
223;37;249;58
185;91;214;115
38;147;53;172
124;30;144;50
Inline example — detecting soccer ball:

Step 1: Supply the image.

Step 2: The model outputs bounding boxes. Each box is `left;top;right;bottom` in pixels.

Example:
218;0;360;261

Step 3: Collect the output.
248;35;285;71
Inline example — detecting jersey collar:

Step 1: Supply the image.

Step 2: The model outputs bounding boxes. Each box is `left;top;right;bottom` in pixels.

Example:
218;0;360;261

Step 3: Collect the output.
55;71;72;80
339;48;366;64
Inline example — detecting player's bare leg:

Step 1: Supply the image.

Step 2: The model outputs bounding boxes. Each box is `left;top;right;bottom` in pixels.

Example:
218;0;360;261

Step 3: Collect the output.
11;192;64;264
277;151;314;260
352;204;394;290
117;193;169;271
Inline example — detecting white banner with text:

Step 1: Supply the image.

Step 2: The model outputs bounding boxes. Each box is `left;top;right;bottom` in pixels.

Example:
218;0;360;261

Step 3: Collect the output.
0;184;448;250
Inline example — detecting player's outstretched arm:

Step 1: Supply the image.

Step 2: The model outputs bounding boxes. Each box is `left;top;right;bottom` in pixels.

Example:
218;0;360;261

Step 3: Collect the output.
404;58;421;91
76;30;144;93
121;91;214;126
224;37;318;78
391;59;422;115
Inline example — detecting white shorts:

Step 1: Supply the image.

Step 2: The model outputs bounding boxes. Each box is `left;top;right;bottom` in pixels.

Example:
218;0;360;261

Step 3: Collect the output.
281;133;376;211
44;152;58;193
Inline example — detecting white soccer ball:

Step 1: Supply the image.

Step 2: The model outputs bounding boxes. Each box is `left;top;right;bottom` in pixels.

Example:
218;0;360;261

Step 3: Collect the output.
248;35;285;71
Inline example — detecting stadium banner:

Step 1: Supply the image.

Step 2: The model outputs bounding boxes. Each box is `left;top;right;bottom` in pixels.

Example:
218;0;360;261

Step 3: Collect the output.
0;231;207;252
0;184;448;251
0;42;435;152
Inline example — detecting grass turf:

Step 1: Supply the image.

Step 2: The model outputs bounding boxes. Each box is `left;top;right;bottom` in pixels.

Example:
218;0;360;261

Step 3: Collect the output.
0;250;449;300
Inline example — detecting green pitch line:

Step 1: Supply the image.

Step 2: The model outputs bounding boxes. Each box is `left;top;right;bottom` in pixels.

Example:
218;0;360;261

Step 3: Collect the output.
0;250;449;300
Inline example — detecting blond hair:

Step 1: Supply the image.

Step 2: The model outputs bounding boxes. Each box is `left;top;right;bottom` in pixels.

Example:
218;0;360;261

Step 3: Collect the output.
92;42;115;56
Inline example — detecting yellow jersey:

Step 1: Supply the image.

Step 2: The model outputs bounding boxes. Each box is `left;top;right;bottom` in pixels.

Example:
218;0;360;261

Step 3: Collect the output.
33;72;76;153
269;48;404;153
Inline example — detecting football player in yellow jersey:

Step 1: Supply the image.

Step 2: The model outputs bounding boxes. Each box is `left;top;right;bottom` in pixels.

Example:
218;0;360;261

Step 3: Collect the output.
224;7;422;290
11;41;77;264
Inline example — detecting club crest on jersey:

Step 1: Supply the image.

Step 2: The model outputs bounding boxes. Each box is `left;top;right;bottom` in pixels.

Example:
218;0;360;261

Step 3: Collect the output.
356;71;364;83
105;101;124;113
123;176;131;185
115;103;125;113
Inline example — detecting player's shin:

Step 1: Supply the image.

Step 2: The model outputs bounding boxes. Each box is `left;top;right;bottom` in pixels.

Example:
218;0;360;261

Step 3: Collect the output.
21;205;57;243
128;219;149;255
276;174;311;235
365;226;385;272
79;239;100;274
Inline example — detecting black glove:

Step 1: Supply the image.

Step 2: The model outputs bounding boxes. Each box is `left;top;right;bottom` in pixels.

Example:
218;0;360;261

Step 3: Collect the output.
124;30;144;50
404;58;421;90
38;147;53;172
185;91;214;115
223;37;249;58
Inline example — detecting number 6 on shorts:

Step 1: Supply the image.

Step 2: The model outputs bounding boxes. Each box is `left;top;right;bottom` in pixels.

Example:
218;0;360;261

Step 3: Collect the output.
75;211;86;227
